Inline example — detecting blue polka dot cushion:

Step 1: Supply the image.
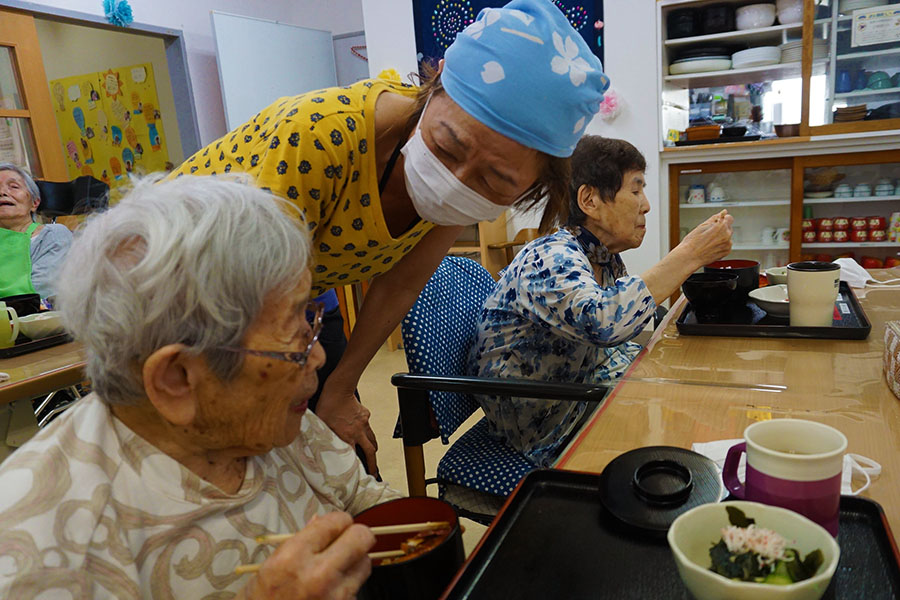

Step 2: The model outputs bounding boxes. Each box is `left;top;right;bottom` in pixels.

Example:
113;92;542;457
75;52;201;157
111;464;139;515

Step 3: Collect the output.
399;256;496;442
437;417;536;497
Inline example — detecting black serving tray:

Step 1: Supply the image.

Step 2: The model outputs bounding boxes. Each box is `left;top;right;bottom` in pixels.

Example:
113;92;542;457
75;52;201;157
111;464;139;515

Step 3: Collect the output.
442;469;900;599
0;332;71;359
674;135;761;146
676;281;871;340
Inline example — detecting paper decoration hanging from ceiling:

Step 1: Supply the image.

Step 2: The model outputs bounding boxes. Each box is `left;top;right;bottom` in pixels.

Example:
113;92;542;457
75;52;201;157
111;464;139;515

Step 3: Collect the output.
50;62;169;194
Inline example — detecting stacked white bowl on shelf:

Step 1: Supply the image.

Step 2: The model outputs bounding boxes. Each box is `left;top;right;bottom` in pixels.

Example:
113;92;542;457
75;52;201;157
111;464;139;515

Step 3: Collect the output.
736;4;776;30
732;46;782;69
780;38;828;63
776;0;804;24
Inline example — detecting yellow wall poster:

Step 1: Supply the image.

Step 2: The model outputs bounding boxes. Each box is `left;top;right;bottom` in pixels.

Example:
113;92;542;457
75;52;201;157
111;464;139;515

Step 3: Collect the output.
50;62;170;193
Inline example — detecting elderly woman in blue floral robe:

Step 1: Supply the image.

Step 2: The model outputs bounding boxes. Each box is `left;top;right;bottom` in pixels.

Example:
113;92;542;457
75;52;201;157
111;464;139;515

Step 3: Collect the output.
468;136;735;466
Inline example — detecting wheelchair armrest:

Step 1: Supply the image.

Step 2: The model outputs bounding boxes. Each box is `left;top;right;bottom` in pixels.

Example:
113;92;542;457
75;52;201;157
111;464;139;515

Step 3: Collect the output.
391;373;610;403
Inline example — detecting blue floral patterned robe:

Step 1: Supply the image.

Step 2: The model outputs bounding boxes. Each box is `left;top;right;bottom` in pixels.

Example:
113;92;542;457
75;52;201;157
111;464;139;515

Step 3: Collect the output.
467;226;656;466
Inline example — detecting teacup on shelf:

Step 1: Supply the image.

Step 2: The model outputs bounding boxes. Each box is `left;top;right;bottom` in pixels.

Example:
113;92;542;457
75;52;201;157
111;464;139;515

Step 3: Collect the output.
853;183;872;198
834;183;853;198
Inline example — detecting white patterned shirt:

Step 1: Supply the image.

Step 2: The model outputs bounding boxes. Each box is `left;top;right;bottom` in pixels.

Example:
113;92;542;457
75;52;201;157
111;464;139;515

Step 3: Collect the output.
0;393;400;598
468;227;656;466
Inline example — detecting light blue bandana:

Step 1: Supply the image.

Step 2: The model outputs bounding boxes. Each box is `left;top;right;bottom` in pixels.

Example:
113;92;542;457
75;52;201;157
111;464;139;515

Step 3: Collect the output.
442;0;610;158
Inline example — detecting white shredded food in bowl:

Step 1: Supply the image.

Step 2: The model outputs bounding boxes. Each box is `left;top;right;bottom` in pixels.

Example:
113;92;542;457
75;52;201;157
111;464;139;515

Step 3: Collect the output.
721;525;788;568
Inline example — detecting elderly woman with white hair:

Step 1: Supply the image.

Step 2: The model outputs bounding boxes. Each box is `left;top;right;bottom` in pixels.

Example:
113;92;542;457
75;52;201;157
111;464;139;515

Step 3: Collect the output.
0;163;73;300
0;176;399;598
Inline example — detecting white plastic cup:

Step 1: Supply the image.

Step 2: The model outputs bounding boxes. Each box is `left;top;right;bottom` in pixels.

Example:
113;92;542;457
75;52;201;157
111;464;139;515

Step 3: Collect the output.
787;261;840;327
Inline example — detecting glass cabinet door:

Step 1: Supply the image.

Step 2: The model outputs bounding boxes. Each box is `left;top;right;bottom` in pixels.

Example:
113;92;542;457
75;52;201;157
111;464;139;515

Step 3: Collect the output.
801;158;900;267
675;164;792;270
819;0;900;127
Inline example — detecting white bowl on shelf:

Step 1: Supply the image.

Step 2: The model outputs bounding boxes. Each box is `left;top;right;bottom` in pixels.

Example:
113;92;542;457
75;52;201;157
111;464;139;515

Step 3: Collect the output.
732;46;782;69
776;0;804;24
737;4;777;30
669;58;732;75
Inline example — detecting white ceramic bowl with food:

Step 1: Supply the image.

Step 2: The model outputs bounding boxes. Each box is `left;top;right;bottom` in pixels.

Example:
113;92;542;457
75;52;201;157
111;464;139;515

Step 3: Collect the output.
766;267;788;286
750;285;790;317
668;501;839;600
18;311;65;340
737;4;777;29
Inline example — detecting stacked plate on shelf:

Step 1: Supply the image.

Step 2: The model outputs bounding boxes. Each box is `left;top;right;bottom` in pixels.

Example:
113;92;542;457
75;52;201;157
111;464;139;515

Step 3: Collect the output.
731;46;781;69
779;39;828;63
669;46;733;75
833;104;868;122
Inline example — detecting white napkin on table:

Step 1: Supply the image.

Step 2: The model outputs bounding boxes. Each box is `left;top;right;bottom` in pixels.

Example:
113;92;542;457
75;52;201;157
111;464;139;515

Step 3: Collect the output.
692;439;881;496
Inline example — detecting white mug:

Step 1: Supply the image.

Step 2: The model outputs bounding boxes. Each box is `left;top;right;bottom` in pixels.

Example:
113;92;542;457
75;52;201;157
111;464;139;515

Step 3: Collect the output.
708;184;726;203
761;227;777;245
787;261;840;327
0;301;19;349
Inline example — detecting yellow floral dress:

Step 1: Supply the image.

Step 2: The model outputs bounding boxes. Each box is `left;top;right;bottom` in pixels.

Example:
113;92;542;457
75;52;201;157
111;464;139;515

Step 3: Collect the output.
169;79;435;295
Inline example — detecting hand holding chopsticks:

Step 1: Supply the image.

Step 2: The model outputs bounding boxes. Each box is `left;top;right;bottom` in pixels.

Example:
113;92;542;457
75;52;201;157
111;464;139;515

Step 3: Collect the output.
232;512;375;598
234;520;451;576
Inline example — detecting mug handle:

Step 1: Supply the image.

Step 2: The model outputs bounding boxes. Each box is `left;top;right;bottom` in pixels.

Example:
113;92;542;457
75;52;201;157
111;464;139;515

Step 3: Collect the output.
722;442;746;499
6;307;18;342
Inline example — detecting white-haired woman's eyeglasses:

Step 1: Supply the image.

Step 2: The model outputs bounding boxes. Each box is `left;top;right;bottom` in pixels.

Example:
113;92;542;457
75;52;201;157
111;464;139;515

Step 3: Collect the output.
217;301;324;367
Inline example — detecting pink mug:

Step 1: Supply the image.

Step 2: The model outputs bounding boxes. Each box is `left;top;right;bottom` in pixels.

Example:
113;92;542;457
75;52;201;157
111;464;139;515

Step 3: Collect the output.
723;419;847;536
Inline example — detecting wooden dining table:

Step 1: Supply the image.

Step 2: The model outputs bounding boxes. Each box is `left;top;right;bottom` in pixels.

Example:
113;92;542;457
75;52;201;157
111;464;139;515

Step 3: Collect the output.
0;341;86;406
557;268;900;538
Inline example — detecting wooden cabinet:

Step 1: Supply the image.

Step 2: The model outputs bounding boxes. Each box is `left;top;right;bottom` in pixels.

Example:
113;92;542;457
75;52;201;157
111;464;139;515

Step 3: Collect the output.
669;149;900;267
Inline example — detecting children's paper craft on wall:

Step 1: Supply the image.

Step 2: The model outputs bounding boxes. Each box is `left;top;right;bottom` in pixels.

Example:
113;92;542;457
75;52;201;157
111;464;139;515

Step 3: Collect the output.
49;62;169;194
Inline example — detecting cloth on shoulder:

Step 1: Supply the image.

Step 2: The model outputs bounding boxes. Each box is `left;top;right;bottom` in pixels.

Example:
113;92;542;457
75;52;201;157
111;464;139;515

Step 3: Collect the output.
468;226;656;466
30;223;72;299
0;393;400;598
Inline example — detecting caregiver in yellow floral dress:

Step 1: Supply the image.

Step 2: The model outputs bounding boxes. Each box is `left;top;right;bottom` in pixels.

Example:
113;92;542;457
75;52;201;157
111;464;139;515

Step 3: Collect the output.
169;0;611;473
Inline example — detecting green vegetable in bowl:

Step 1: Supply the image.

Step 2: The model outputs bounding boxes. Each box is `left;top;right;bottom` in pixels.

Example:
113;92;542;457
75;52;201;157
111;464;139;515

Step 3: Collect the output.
708;507;824;585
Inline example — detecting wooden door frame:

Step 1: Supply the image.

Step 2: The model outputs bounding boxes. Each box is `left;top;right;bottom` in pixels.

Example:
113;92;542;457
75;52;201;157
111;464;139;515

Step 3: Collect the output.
0;0;201;160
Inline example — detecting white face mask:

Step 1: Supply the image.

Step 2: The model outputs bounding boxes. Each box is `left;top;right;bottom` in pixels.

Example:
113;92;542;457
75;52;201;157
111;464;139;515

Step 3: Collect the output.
401;109;510;226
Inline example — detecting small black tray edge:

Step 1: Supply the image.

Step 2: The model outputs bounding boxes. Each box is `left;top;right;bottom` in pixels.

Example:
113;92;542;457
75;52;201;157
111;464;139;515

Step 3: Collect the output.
0;332;71;359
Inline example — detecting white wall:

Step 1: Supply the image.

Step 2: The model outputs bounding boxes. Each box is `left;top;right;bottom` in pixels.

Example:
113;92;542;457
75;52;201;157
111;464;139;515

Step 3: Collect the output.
362;0;665;275
582;1;661;276
26;0;364;145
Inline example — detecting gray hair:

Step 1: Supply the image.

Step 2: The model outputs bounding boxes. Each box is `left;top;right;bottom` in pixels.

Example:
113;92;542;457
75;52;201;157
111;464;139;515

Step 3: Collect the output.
0;162;41;206
56;174;311;405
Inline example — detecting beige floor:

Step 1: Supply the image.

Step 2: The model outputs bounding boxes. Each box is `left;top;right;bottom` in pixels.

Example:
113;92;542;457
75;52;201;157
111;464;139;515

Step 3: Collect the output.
357;346;488;555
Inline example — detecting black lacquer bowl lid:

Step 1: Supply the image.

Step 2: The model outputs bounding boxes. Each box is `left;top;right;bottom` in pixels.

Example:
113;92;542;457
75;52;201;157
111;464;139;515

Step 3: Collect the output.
598;446;724;537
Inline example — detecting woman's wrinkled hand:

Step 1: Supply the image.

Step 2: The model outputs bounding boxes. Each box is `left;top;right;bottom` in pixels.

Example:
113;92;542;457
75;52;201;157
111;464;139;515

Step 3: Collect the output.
678;209;734;267
240;512;376;600
315;381;378;474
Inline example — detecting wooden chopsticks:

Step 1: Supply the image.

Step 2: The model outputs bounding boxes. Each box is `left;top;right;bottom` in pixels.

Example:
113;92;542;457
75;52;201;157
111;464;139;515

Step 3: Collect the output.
254;520;449;545
234;520;450;576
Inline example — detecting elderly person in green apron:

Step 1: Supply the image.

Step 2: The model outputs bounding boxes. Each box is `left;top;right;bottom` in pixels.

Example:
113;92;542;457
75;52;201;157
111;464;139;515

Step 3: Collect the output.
0;163;73;301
